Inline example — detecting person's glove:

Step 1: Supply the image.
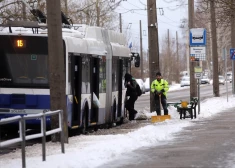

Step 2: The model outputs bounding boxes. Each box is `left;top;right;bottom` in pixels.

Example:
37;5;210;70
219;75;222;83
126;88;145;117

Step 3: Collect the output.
154;90;161;95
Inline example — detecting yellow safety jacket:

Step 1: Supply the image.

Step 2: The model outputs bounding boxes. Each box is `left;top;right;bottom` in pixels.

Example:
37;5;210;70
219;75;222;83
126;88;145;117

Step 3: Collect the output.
151;79;169;97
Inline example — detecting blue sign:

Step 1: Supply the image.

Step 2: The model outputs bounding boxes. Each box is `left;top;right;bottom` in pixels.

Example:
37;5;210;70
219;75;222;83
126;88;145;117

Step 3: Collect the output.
230;48;235;60
190;28;206;46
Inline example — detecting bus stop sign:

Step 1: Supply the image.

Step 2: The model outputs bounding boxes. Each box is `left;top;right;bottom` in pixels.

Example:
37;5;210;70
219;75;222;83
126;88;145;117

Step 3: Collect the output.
230;48;235;60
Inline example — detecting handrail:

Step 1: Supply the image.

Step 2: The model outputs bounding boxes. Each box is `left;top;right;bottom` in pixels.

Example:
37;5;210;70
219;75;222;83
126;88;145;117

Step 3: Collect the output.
0;110;65;168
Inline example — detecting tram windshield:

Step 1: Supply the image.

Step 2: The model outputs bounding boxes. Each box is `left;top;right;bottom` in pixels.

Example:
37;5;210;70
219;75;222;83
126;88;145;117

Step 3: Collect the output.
0;35;49;88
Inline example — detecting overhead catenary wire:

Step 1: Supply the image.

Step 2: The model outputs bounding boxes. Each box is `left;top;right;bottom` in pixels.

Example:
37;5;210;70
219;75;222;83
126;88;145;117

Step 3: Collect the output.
118;0;188;53
126;1;143;9
117;0;204;14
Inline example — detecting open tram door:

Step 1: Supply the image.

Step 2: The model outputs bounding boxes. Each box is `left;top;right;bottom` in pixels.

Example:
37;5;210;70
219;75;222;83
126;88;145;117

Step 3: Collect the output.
117;59;124;119
90;57;100;124
70;54;82;127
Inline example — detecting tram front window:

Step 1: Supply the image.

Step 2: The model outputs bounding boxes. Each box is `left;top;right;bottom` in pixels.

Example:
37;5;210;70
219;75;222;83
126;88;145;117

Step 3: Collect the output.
7;54;48;84
0;35;49;88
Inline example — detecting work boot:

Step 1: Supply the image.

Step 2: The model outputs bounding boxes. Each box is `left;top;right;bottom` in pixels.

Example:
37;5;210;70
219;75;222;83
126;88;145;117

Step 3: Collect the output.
156;111;161;116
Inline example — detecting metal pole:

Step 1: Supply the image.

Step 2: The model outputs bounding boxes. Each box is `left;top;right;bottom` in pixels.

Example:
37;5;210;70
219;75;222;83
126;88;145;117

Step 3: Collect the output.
231;0;235;96
198;79;200;114
140;20;143;80
176;31;179;83
119;13;122;33
60;110;65;153
42;112;46;161
233;61;235;96
224;48;228;102
186;29;190;74
21;118;26;168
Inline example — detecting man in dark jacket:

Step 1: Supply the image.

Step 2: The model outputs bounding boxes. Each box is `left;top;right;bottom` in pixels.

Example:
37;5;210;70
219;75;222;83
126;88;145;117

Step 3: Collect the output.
124;73;138;121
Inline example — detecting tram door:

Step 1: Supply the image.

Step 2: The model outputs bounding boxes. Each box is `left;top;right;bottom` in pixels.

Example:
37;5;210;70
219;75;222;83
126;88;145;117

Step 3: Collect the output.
90;57;100;123
117;59;123;117
71;55;82;126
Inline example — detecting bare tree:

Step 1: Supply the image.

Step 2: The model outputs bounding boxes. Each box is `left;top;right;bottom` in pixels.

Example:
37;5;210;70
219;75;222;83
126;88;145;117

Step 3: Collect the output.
0;0;122;31
159;31;178;84
72;0;121;30
196;0;235;76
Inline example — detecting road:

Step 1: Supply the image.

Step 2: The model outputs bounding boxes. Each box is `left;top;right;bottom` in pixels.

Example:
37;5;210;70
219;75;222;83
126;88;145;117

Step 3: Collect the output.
99;83;235;168
135;83;232;111
100;108;235;168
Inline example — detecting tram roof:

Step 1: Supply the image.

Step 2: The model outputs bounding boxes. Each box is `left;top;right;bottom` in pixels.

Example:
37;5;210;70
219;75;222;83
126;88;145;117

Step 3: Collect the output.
0;22;130;57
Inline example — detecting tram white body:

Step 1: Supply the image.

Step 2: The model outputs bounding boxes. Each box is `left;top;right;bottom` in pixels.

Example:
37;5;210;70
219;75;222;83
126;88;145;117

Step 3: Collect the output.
0;24;132;131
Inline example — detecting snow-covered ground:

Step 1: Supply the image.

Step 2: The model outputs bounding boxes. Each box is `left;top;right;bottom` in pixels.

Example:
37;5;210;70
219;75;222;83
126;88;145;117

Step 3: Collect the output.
1;84;235;168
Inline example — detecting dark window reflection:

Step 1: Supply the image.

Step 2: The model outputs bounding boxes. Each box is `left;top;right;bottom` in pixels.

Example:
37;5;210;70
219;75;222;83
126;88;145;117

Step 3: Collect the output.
112;57;119;91
81;55;90;94
99;56;106;93
7;54;48;85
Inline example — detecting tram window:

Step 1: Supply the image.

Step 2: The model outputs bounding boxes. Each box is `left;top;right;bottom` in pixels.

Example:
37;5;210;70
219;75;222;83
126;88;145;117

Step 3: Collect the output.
6;54;48;85
123;58;130;73
122;58;130;89
112;57;119;91
124;58;129;67
68;54;71;83
99;57;106;93
81;55;90;94
0;35;49;88
0;50;11;80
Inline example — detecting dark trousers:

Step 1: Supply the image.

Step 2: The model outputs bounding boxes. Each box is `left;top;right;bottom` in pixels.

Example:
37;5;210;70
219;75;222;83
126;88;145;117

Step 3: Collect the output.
125;95;138;120
154;94;168;115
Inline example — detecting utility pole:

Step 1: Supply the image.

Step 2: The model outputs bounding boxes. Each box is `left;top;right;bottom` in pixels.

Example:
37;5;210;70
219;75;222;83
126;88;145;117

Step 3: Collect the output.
168;28;170;70
119;13;122;33
188;0;197;99
167;29;171;81
231;0;235;95
22;3;26;21
147;0;160;112
140;20;143;80
96;0;100;26
176;31;179;83
167;29;170;55
186;29;190;74
210;0;219;96
64;0;68;16
46;0;68;143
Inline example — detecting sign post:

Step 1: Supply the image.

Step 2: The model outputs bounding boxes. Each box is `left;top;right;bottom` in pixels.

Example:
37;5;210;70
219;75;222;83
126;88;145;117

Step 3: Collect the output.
190;28;207;115
194;66;202;114
190;28;207;62
223;48;228;102
230;48;235;96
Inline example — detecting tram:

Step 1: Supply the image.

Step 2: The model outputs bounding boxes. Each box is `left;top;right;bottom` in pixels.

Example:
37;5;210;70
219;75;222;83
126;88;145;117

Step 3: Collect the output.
0;22;140;133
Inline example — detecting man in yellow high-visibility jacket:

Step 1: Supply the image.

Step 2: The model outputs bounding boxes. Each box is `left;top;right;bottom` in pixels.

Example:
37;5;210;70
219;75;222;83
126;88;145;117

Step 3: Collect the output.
151;72;169;115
